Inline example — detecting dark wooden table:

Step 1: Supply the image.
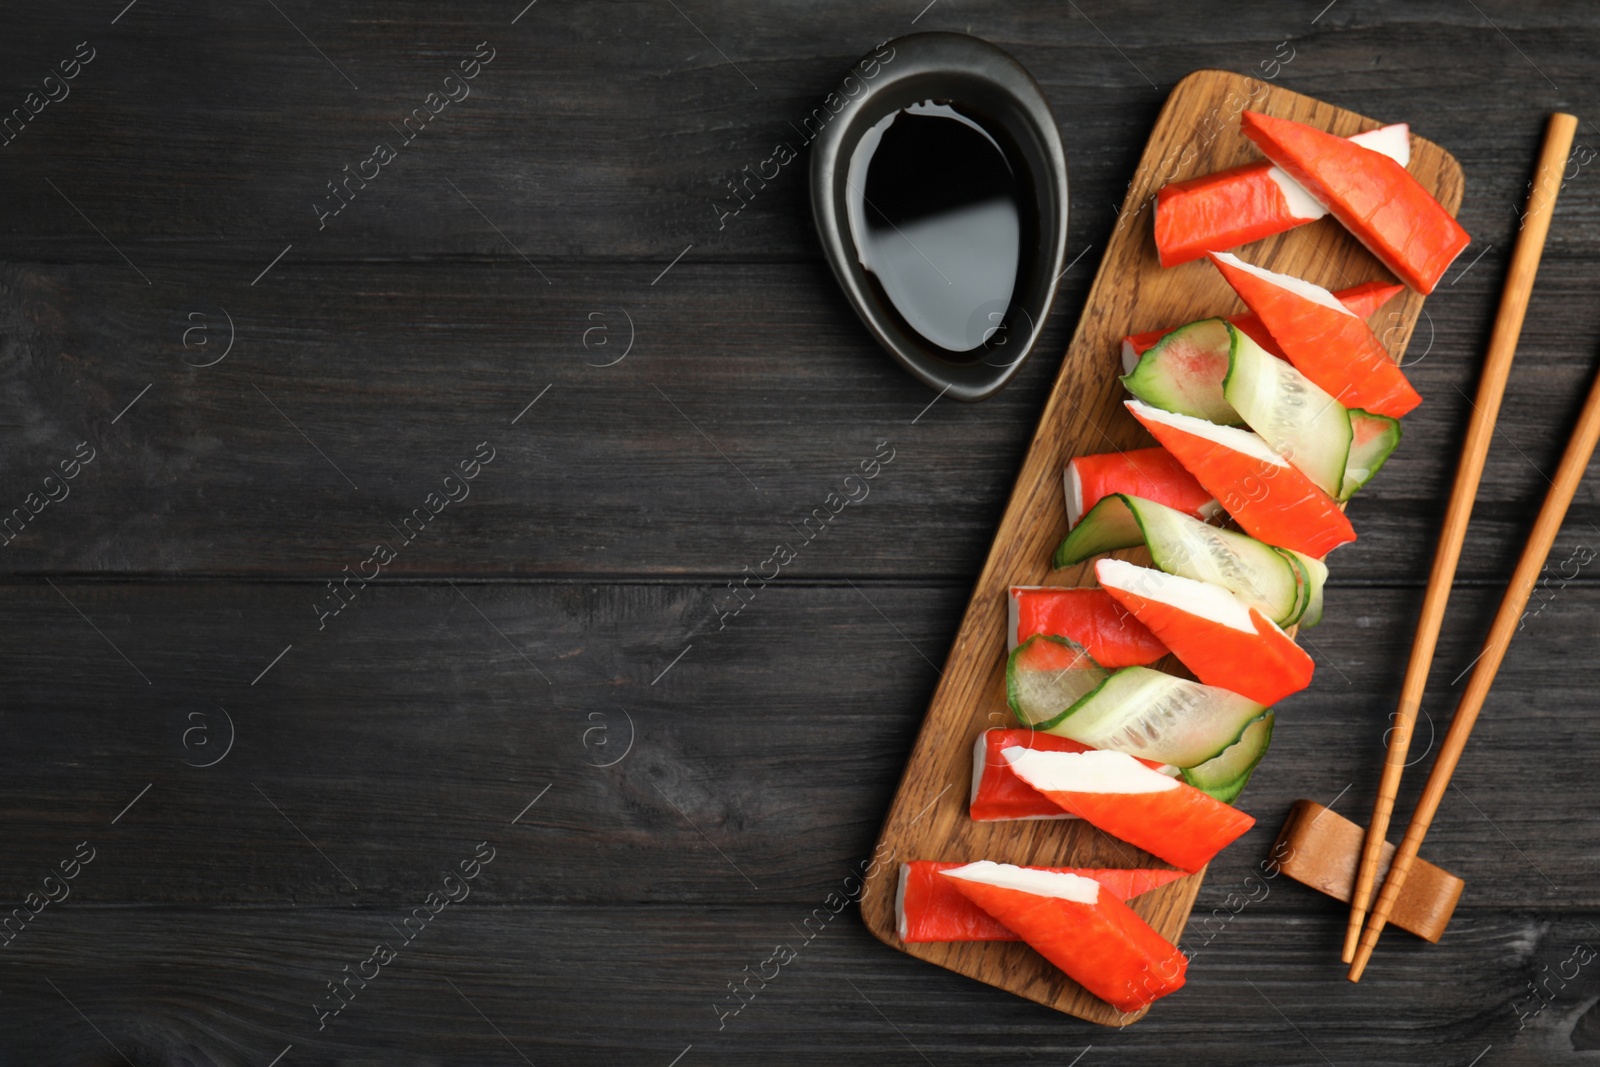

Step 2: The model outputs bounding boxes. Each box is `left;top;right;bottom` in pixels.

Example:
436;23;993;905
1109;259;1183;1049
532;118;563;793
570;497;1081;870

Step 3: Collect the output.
2;2;1598;1064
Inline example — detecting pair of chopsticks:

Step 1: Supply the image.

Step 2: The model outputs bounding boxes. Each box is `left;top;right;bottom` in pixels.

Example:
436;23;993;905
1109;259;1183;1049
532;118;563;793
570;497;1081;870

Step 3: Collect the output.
1344;112;1593;980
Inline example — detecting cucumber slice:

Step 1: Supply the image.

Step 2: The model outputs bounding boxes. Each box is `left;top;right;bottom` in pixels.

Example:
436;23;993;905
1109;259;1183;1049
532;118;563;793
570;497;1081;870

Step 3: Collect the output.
1133;497;1307;626
1120;318;1240;425
1340;408;1402;501
1006;635;1111;730
1052;495;1144;568
1043;666;1269;768
1055;494;1305;626
1223;329;1353;499
1278;548;1311;627
1289;551;1329;628
1123;319;1355;500
1181;712;1275;803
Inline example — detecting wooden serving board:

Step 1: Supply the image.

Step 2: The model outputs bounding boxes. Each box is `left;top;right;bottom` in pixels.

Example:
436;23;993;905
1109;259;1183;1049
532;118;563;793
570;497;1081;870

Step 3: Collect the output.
858;69;1465;1025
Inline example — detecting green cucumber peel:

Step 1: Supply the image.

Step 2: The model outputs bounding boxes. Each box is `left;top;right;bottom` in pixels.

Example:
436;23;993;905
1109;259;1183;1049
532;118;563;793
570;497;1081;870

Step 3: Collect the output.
1181;712;1275;803
1340;408;1402;501
1277;547;1311;627
1120;318;1241;425
1053;495;1144;569
1289;551;1328;628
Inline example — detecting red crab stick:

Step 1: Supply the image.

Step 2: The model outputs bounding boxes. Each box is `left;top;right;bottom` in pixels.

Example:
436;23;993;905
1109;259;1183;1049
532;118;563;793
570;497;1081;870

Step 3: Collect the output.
1154;123;1411;267
897;860;1187;943
971;728;1091;821
1126;399;1356;558
971;728;1175;822
1001;746;1255;873
1240;111;1470;294
1096;559;1313;706
1065;447;1220;527
1121;280;1405;372
1008;586;1169;666
942;862;1188;1011
1208;252;1421;418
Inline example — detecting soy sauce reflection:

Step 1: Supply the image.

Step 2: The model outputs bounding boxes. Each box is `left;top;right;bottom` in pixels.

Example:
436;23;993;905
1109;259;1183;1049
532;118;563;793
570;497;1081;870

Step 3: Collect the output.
849;101;1022;358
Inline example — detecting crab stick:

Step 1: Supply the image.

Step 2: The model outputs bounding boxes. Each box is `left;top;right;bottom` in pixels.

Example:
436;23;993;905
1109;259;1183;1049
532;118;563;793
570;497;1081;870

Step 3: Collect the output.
1095;559;1313;707
1001;747;1255;873
941;862;1189;1012
1066;447;1220;528
897;860;1187;943
1154;124;1411;268
972;728;1177;822
1209;252;1421;417
1240;111;1469;294
1126;400;1356;558
1007;586;1169;666
1121;280;1405;371
970;728;1092;821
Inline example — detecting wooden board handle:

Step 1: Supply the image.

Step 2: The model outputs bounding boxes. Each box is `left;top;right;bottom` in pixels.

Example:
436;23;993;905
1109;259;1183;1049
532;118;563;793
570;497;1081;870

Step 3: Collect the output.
1342;111;1580;963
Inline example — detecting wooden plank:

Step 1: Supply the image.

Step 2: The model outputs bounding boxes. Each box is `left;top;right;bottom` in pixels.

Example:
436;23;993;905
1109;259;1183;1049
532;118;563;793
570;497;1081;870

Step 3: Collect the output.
859;70;1466;1024
0;577;954;906
0;258;1596;580
0;2;1593;265
0;904;1593;1065
2;2;1600;1059
3;576;1597;908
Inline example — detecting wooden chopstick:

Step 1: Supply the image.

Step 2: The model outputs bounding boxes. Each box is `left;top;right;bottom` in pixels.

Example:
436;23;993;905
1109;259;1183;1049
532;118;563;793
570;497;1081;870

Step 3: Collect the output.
1350;342;1600;979
1341;112;1580;964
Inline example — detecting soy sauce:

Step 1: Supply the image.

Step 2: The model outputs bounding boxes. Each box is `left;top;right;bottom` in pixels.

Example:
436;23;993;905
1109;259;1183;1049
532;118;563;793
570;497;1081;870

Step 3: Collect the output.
848;102;1022;357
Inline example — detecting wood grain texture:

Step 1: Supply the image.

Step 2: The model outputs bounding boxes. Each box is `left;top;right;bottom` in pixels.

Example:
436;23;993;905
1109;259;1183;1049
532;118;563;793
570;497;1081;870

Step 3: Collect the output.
859;69;1465;1024
0;260;1596;580
0;2;1561;266
1;904;1595;1067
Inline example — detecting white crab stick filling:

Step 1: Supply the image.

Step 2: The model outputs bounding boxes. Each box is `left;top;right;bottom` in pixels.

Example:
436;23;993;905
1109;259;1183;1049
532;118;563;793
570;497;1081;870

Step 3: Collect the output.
1096;557;1256;634
970;730;1079;820
1266;166;1327;222
1211;251;1353;315
895;863;912;939
1264;122;1410;222
971;732;989;807
940;860;1101;904
1120;338;1142;377
1002;746;1179;795
1005;588;1026;652
1349;123;1412;167
1064;463;1087;527
1125;398;1289;467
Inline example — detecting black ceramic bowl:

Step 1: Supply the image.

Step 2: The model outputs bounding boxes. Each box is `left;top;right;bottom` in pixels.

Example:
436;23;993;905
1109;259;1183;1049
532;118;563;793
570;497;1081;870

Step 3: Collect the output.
809;32;1069;401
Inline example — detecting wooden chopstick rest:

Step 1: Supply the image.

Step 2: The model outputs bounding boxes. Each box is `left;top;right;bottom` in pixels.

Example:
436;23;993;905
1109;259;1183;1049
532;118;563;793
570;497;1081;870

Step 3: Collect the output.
1274;800;1463;943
